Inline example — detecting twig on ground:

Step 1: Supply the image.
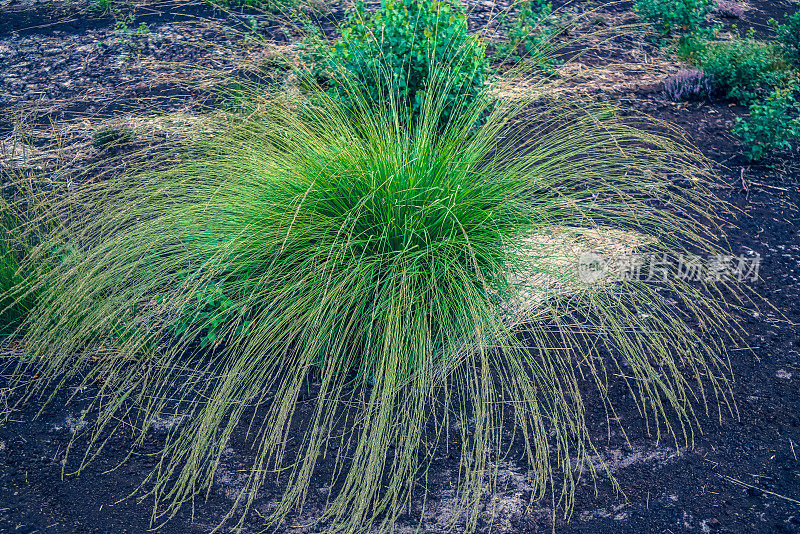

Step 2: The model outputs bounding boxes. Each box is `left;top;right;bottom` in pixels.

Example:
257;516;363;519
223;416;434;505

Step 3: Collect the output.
719;474;800;506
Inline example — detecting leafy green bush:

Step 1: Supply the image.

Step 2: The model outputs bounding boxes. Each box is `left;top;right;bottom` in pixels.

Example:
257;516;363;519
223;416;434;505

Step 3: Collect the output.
733;82;800;161
308;0;489;124
770;9;800;66
634;0;718;37
699;31;792;103
13;72;743;532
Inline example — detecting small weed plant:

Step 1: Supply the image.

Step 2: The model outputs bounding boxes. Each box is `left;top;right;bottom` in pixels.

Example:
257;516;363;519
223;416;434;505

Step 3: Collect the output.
634;0;718;37
733;81;800;161
91;0;113;13
297;19;330;82
112;14;150;52
496;0;560;67
242;15;262;43
204;0;298;11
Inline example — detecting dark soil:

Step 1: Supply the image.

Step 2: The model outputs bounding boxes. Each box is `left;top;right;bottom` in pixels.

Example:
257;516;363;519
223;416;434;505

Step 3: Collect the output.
1;0;799;532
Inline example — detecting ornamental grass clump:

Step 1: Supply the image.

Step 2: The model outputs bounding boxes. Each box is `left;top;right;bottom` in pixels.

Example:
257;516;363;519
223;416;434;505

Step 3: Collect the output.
9;58;744;532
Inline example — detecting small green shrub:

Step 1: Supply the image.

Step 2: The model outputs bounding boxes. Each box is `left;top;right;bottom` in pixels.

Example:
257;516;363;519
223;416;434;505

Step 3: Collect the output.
496;0;560;66
311;0;489;125
733;82;800;161
91;0;113;13
676;34;708;63
634;0;718;37
770;9;800;66
158;278;251;348
0;204;34;337
112;14;151;52
297;20;331;83
205;0;296;10
699;31;792;103
0;230;24;336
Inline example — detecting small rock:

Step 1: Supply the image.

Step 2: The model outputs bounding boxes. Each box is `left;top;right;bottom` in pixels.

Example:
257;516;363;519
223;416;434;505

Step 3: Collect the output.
746;486;763;497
